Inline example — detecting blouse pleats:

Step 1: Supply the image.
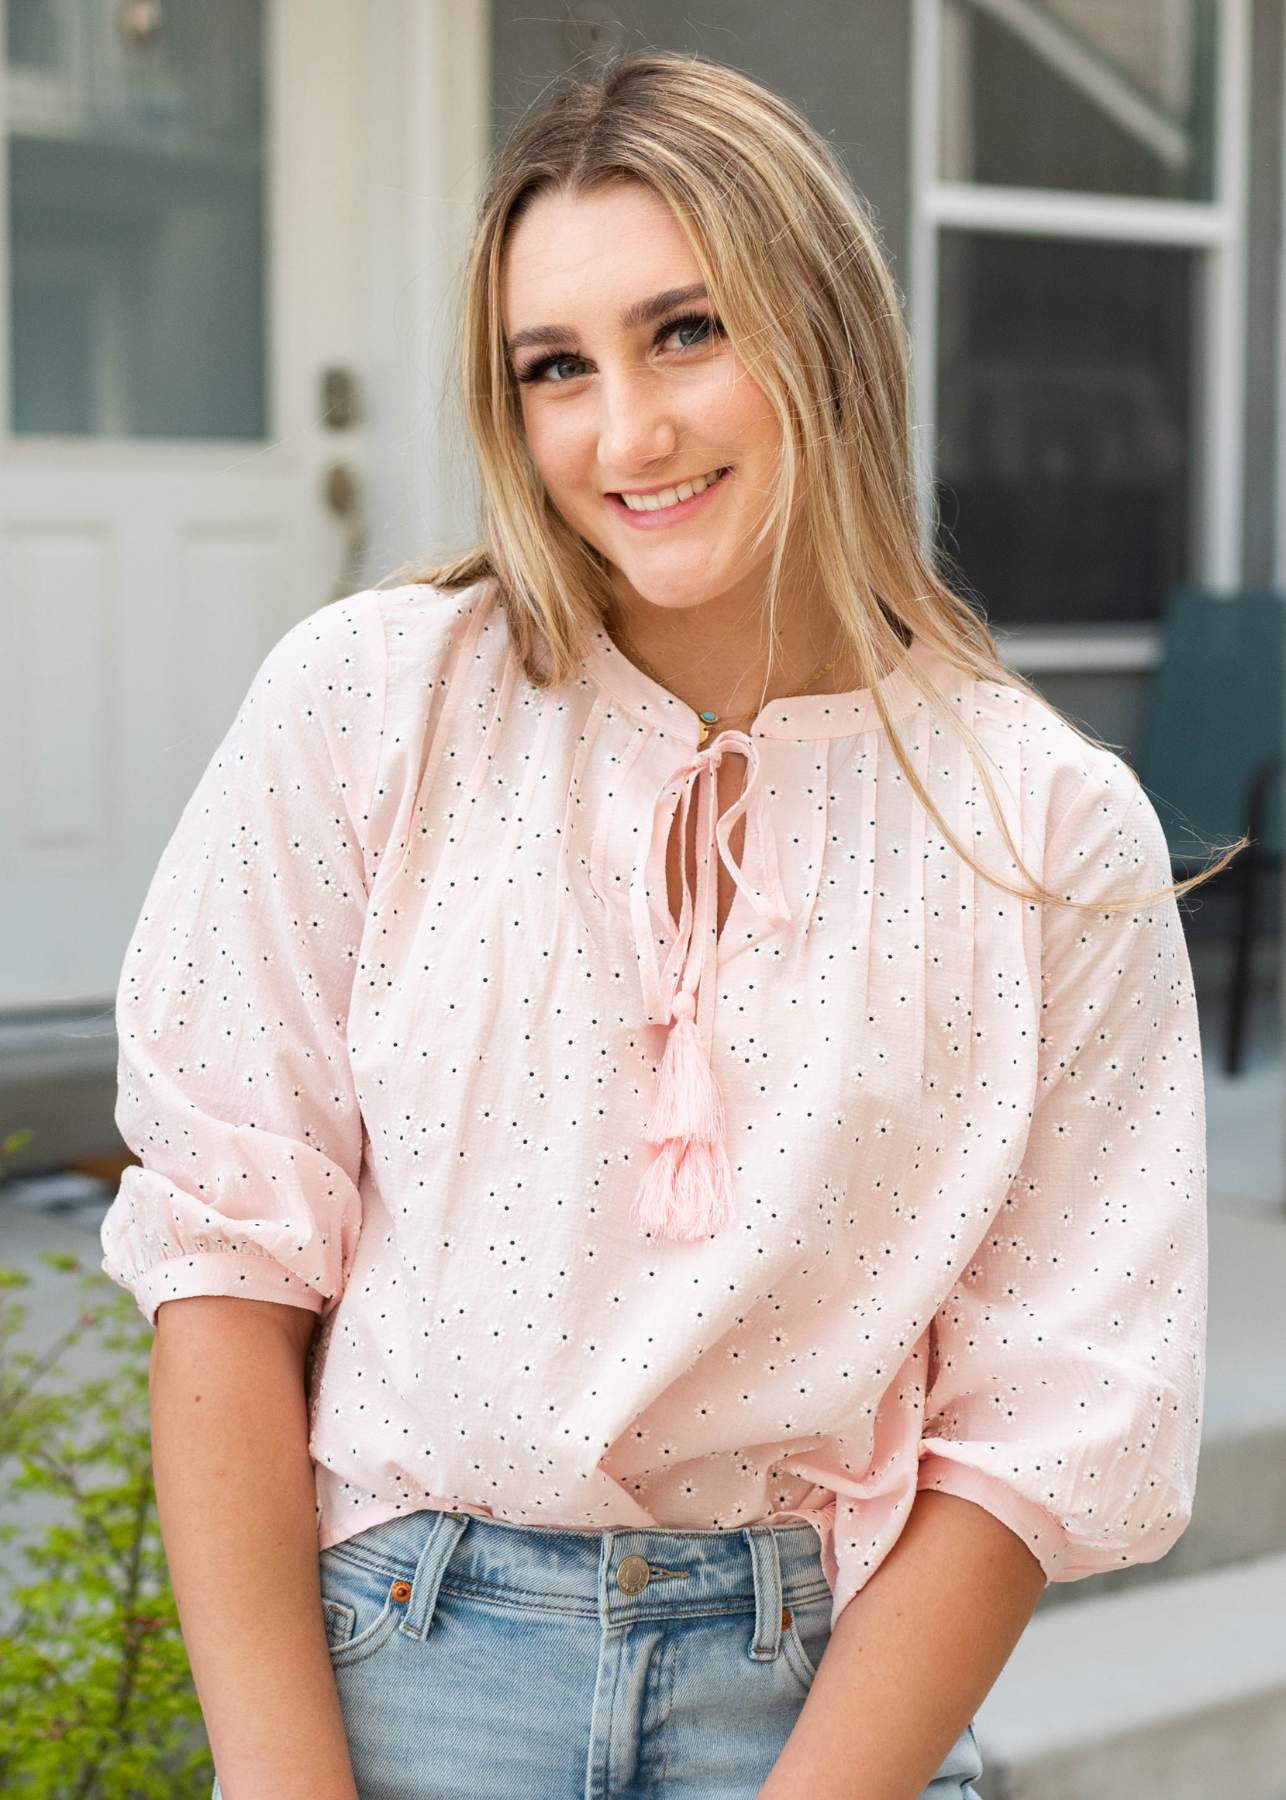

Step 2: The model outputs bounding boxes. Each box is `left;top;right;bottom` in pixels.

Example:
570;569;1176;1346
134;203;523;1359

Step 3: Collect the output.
103;583;1206;1620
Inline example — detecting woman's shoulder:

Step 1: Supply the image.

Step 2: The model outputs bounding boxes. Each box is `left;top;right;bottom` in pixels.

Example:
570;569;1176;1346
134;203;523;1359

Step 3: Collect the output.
372;575;501;655
245;578;502;739
202;579;497;874
374;576;511;707
957;662;1144;819
958;668;1174;897
263;578;496;689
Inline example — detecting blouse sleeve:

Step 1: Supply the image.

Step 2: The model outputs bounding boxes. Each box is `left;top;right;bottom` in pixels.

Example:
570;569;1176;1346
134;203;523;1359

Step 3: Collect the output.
918;756;1206;1582
101;594;388;1323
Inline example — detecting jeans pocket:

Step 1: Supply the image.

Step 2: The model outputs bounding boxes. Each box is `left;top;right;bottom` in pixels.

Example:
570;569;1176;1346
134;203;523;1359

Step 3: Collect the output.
322;1597;356;1650
319;1548;406;1668
778;1593;832;1694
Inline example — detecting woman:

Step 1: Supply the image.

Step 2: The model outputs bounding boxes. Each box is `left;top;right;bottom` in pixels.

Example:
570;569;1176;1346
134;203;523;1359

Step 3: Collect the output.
103;53;1206;1800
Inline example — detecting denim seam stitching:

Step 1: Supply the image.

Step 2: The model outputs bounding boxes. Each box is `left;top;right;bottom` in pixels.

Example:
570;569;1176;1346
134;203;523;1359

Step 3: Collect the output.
779;1618;817;1695
436;1586;599;1619
438;1578;782;1624
327;1601;401;1668
321;1598;356;1650
605;1597;761;1625
440;1574;609;1604
597;1619;626;1800
651;1630;679;1800
323;1544;418;1583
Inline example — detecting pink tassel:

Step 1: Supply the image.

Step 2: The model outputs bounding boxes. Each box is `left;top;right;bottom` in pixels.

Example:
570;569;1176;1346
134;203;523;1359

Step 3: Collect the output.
644;992;722;1142
634;992;734;1241
635;1138;733;1241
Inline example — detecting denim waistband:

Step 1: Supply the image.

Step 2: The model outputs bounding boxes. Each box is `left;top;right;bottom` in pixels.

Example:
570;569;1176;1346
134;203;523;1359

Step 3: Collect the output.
323;1511;832;1651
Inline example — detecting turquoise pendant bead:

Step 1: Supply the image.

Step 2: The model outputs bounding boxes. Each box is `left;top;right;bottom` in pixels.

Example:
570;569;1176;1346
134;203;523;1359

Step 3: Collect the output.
700;711;717;723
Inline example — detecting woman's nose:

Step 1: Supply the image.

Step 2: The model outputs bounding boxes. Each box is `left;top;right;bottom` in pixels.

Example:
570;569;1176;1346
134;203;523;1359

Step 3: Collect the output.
597;371;678;474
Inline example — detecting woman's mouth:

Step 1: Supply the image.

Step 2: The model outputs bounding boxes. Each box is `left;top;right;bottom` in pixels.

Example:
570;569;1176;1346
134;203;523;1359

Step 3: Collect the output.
608;466;729;528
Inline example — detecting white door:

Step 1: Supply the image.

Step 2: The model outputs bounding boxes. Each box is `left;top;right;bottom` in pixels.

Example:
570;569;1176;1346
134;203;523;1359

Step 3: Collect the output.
0;0;385;1009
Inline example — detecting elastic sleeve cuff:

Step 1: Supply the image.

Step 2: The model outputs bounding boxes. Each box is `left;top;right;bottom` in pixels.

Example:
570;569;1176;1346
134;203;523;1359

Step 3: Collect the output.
122;1252;327;1325
917;1454;1072;1581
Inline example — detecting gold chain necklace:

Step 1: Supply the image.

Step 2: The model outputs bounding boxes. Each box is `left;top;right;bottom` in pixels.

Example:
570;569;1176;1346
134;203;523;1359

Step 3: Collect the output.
613;631;842;745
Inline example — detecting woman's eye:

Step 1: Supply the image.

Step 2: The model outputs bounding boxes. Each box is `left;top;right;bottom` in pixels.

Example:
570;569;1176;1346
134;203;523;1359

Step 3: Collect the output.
546;355;589;382
517;353;589;385
663;316;717;352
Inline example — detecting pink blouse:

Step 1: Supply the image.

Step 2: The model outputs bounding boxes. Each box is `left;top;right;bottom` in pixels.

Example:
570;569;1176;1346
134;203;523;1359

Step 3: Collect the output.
102;582;1206;1619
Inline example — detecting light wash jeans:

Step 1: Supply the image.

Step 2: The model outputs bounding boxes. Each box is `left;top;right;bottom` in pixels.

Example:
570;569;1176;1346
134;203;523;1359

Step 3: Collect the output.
216;1510;984;1799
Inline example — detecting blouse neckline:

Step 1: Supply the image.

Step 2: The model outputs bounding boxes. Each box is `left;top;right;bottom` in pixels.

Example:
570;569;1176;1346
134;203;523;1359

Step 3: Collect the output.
583;625;936;744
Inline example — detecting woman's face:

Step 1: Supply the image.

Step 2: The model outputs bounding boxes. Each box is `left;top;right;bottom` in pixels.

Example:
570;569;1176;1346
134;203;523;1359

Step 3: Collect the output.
501;181;786;618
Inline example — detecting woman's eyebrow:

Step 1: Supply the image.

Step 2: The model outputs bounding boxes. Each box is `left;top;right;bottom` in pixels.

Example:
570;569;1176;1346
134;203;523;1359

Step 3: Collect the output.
507;284;711;357
619;283;709;329
507;323;576;356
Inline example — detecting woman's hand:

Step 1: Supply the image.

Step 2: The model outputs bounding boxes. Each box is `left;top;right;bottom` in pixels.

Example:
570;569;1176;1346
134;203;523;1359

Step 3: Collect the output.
758;1491;1044;1800
150;1295;359;1800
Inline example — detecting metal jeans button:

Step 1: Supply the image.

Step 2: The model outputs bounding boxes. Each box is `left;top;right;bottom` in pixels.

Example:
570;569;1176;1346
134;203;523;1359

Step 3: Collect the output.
616;1554;651;1595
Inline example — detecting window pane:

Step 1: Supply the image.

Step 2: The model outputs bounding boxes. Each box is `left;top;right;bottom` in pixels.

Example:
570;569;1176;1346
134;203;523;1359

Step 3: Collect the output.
8;0;60;69
939;0;1218;201
7;0;265;438
936;231;1194;625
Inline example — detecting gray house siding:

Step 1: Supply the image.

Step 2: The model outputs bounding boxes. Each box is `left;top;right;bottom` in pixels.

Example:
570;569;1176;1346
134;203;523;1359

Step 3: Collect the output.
490;0;913;280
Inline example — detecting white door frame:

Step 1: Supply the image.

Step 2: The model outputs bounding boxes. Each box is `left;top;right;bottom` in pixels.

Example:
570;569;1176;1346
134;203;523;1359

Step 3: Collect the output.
909;0;1252;598
357;0;490;577
0;0;490;1010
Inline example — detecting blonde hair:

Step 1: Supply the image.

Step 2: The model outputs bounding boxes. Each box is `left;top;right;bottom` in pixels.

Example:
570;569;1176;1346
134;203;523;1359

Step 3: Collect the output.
422;53;1223;905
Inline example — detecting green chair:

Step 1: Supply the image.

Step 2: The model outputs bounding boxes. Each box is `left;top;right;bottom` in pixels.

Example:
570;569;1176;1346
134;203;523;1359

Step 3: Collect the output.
1136;590;1284;1076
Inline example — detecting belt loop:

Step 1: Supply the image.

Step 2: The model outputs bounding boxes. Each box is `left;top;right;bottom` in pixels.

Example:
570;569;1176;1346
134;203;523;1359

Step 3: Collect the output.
400;1511;468;1642
598;1530;617;1629
744;1527;783;1662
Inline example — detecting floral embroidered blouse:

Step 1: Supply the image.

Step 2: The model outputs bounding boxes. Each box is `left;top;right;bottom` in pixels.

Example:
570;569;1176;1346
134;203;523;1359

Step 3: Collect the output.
102;581;1206;1620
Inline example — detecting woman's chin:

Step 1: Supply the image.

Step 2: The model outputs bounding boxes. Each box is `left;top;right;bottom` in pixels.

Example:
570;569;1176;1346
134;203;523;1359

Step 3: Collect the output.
609;555;754;617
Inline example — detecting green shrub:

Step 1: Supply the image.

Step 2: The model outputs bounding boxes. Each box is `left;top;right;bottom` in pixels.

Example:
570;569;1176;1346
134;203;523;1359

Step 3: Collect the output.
0;1257;212;1798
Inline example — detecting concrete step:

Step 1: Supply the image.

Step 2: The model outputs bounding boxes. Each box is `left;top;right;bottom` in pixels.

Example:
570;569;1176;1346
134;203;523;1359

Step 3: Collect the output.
1203;1046;1283;1219
0;1005;121;1174
975;1552;1286;1800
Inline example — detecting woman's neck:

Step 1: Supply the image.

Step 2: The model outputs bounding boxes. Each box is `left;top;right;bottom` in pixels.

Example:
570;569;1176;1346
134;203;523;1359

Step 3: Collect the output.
608;579;858;729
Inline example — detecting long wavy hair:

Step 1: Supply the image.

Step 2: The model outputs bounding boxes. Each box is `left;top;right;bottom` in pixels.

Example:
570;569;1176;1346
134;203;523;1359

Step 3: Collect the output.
420;52;1219;904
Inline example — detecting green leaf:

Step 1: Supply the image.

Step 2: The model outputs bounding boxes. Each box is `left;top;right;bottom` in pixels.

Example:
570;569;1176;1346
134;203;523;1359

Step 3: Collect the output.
38;1254;80;1276
0;1262;213;1795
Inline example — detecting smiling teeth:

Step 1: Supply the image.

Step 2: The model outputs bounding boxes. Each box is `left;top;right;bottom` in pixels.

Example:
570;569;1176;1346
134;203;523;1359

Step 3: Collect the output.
621;468;724;512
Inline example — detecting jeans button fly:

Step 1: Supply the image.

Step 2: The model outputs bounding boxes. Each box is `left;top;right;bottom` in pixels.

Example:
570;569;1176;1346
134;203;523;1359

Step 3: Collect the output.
616;1554;651;1595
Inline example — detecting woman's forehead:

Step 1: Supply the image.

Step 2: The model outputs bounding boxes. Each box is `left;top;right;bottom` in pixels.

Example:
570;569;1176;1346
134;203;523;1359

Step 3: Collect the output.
501;183;703;333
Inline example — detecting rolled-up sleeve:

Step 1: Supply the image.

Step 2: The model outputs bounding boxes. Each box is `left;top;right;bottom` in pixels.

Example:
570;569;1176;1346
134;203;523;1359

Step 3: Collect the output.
102;594;387;1323
918;761;1207;1581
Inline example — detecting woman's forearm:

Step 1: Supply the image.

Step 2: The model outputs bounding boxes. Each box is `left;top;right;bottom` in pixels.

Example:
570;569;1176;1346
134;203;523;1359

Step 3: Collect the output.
760;1491;1045;1800
150;1295;358;1800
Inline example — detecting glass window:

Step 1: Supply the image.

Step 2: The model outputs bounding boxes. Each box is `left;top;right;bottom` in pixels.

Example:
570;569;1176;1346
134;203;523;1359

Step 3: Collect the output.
8;0;60;69
6;0;265;438
935;231;1194;624
939;0;1218;201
